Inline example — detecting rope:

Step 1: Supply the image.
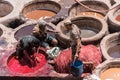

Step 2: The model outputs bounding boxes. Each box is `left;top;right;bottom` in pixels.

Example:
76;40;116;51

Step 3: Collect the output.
75;0;120;13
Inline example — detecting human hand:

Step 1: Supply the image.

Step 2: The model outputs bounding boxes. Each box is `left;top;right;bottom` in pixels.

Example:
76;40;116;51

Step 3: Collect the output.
35;56;40;63
74;54;79;60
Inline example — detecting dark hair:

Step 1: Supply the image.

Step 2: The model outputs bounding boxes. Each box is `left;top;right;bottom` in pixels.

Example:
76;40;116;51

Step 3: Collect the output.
38;20;46;33
16;35;40;59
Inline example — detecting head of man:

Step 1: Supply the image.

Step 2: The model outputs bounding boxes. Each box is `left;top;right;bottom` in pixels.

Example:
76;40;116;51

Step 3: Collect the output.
32;20;46;36
64;20;72;30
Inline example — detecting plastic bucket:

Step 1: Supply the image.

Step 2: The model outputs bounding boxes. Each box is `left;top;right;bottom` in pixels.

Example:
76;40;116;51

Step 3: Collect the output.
70;60;83;77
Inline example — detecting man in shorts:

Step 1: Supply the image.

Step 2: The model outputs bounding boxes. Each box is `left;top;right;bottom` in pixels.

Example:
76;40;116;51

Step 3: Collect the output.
64;20;82;60
32;20;60;59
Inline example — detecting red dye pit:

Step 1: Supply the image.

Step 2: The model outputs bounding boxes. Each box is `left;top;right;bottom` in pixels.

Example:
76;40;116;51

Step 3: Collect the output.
8;53;47;74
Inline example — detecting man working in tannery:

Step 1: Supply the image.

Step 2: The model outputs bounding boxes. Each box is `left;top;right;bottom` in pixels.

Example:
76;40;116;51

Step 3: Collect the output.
15;35;40;67
64;20;82;61
32;19;60;59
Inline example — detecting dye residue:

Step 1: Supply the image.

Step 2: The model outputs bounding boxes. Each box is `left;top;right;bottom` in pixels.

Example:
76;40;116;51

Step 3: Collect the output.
8;53;47;73
116;15;120;22
108;45;120;58
25;10;56;20
77;12;104;19
100;68;120;80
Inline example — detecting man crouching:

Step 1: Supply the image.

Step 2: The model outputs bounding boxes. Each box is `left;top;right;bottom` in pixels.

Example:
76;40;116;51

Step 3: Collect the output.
15;35;40;67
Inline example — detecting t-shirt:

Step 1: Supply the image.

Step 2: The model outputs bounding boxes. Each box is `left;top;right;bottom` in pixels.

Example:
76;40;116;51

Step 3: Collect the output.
70;24;81;45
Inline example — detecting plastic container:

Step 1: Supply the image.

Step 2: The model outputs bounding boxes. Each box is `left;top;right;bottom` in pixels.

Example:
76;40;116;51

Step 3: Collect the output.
70;60;83;77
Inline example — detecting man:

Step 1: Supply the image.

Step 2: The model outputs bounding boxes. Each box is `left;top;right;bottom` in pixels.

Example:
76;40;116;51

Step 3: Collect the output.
64;20;82;60
32;20;60;59
16;35;40;66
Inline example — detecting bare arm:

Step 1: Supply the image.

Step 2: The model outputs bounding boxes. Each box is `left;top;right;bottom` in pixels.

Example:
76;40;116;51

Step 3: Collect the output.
74;38;81;60
23;50;32;62
76;38;81;54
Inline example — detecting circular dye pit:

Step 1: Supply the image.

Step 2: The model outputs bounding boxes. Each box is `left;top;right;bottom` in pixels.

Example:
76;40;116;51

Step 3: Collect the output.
71;16;107;40
0;1;13;17
14;23;55;41
8;52;47;73
95;59;120;80
69;0;109;17
107;4;120;32
22;1;61;20
56;15;108;45
100;32;120;59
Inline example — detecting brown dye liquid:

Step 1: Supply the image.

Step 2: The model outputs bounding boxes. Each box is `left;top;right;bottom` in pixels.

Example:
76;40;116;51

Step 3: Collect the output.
25;10;56;20
108;45;120;58
77;12;104;19
100;68;120;80
116;15;120;21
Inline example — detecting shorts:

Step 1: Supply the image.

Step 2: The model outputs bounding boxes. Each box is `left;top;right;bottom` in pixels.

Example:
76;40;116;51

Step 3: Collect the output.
40;36;54;48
